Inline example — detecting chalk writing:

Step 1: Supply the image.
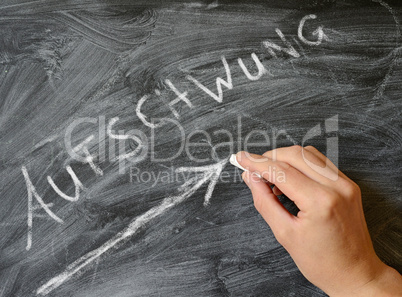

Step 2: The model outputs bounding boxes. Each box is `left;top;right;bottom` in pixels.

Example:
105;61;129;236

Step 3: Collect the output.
47;166;84;202
22;13;327;251
298;14;328;46
107;117;143;161
165;79;193;119
20;12;327;281
263;28;301;58
186;55;233;103
36;160;226;296
238;53;270;81
135;14;325;127
22;167;64;251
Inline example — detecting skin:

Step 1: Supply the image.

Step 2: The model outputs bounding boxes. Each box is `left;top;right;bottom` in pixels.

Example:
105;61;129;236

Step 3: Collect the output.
236;145;402;297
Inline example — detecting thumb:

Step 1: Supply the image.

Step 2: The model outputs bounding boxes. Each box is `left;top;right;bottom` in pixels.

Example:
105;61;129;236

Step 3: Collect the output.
242;171;295;243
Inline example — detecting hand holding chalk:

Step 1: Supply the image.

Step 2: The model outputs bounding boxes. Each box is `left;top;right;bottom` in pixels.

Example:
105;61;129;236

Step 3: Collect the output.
233;146;402;297
230;154;261;178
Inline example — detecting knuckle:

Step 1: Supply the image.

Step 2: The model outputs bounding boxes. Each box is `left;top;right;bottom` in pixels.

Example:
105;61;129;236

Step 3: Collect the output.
290;145;303;155
338;178;361;198
288;145;305;162
315;181;361;219
315;187;340;214
323;195;339;210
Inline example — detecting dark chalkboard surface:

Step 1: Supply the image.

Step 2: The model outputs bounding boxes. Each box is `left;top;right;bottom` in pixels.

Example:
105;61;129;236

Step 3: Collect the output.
1;1;401;296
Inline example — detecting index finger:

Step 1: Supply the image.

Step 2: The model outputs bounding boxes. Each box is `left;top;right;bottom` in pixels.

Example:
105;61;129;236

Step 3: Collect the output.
262;146;341;184
236;151;321;210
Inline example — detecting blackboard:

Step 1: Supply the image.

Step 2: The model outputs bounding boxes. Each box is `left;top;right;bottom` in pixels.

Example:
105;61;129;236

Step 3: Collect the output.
1;1;401;296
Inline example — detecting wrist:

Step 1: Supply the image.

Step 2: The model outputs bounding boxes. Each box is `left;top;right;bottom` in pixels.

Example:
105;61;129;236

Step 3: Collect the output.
359;265;402;297
337;263;402;297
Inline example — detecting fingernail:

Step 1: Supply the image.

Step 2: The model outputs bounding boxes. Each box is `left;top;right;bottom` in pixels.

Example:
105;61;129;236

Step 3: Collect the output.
230;154;247;171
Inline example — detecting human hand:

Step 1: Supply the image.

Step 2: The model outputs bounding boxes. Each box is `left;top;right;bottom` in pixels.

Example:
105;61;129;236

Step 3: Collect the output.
237;145;402;297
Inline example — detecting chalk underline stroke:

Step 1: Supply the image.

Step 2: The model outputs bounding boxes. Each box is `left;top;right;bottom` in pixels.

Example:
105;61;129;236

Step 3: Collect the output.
36;160;227;296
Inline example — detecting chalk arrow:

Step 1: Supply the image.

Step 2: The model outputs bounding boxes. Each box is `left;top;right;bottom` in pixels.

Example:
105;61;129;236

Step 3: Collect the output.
37;160;227;296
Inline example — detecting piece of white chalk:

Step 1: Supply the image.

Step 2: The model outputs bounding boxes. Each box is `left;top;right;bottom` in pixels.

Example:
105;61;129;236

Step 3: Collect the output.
229;154;262;178
229;154;247;171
